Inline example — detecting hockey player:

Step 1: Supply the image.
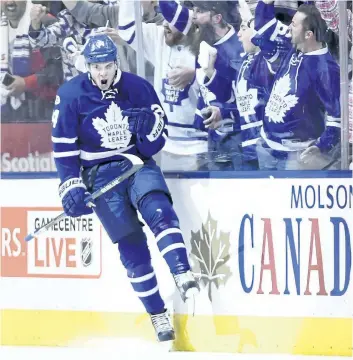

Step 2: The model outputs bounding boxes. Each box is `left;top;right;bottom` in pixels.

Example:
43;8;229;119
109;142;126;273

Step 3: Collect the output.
52;34;199;342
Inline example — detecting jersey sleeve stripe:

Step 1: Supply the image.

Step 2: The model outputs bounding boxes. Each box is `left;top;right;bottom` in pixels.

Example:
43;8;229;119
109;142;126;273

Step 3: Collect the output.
53;150;81;158
256;17;277;35
79;146;135;161
326;121;341;128
118;20;135;30
52;136;78;144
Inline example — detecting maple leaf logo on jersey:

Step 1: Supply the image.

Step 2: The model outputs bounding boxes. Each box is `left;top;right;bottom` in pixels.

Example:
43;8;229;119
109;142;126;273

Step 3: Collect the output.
265;74;298;123
235;78;258;119
92;102;132;149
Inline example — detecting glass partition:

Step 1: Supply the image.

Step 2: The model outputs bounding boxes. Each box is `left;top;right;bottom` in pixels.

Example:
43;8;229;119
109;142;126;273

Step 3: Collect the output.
0;0;351;175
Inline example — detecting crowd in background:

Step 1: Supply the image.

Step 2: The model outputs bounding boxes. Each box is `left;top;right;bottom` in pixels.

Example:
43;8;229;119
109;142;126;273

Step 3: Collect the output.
0;0;352;171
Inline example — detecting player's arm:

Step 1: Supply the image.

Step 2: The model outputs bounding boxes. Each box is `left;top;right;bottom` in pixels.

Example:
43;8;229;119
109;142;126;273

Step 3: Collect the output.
117;0;161;64
52;87;81;181
314;62;341;152
122;80;168;158
52;87;93;217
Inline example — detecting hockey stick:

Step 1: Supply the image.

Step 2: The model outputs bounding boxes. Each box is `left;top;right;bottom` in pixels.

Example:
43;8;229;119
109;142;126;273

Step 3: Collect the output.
25;154;144;242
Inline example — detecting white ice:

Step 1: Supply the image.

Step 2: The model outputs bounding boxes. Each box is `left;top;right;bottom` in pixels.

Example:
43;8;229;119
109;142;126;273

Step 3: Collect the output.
0;338;348;360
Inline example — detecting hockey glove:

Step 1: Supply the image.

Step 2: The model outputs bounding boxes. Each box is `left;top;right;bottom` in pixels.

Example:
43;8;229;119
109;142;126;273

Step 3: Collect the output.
59;178;93;218
122;107;164;141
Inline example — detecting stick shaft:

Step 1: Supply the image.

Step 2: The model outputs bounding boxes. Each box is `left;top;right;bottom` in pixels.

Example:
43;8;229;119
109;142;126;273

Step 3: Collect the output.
25;156;143;241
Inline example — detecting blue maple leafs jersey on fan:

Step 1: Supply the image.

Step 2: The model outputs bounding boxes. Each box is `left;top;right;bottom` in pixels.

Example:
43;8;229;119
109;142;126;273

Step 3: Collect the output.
52;70;168;182
203;49;276;161
233;52;273;160
193;26;243;135
254;1;341;153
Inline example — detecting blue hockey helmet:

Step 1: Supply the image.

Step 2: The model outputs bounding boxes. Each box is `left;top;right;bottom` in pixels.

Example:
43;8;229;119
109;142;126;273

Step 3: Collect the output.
82;34;118;64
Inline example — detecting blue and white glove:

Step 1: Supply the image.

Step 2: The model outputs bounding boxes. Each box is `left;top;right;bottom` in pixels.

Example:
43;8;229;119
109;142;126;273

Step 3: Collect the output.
59;178;94;218
122;107;164;142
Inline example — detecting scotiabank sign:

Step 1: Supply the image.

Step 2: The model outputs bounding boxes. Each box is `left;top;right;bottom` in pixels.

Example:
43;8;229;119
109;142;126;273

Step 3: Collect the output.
1;151;56;172
1;122;56;172
1;208;102;278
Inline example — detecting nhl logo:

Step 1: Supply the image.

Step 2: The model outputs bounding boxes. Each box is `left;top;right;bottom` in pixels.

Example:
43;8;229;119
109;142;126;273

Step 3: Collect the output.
81;238;93;267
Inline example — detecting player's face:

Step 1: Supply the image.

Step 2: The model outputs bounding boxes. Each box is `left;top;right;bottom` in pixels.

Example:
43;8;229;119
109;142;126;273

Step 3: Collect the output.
192;7;212;26
89;61;117;91
163;21;184;46
1;0;26;21
290;12;307;47
238;22;256;54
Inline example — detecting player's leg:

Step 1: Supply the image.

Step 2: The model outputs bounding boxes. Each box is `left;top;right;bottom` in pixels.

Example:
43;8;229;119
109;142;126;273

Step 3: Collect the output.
82;162;174;342
129;159;200;302
118;230;175;342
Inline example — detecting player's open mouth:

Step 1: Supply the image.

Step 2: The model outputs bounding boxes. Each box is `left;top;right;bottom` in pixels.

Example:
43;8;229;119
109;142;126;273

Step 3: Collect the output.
101;80;108;85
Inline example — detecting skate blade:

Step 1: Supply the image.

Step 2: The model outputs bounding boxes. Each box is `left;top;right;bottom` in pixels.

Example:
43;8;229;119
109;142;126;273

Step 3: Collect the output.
158;339;174;352
185;287;199;299
185;292;198;317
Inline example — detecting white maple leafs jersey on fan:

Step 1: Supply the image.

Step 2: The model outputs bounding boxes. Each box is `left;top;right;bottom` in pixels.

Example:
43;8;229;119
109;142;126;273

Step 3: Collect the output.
118;0;207;156
52;70;167;182
253;1;341;153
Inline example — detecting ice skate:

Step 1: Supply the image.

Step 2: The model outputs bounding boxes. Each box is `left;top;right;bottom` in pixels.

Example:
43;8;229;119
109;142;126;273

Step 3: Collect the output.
150;309;175;342
173;270;200;302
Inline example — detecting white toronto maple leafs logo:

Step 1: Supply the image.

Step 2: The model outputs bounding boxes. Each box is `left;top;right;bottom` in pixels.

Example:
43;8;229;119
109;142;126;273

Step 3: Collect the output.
265;74;298;123
91;39;105;52
235;78;258;119
200;84;216;106
92;102;132;149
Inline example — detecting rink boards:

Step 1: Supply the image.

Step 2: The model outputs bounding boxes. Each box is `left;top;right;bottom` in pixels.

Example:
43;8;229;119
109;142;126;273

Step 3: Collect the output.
1;172;352;356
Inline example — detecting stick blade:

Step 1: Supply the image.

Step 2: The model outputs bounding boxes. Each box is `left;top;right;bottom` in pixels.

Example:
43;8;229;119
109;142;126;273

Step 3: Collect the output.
119;153;144;167
25;234;34;242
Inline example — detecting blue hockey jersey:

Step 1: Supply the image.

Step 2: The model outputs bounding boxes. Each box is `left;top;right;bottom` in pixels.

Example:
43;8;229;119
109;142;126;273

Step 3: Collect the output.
254;1;341;153
203;49;276;161
194;26;242;134
233;52;272;160
52;70;168;182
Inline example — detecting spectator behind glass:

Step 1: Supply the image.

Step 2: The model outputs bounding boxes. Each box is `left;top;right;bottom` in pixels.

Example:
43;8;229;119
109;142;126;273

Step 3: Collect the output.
245;0;298;24
62;0;165;84
314;0;352;167
0;0;63;123
254;1;341;170
29;3;93;82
